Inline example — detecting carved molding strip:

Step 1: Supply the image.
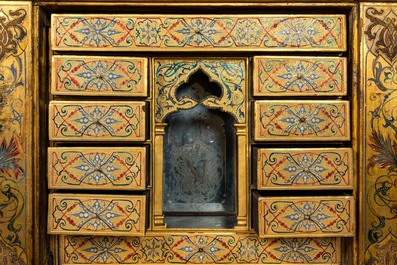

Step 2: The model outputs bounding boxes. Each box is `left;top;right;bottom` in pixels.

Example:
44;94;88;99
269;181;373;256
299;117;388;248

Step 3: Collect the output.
52;14;346;51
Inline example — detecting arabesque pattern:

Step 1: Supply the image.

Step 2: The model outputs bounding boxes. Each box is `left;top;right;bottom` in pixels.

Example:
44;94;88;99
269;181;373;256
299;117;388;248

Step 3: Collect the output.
154;59;246;123
60;234;340;264
52;56;147;96
253;56;347;96
254;100;350;141
52;15;346;51
48;147;146;190
49;101;146;141
257;148;353;189
257;196;354;237
49;194;145;235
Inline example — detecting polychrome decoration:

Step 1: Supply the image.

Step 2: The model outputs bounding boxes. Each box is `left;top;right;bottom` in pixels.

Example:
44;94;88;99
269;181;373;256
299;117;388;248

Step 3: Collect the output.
52;15;346;51
0;2;30;264
154;59;247;123
49;194;146;236
253;57;347;96
60;235;341;264
362;4;397;264
52;56;148;96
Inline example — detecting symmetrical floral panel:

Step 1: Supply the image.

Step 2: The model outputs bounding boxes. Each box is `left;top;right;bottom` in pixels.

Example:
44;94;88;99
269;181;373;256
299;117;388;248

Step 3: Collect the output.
256;196;355;237
254;100;350;141
51;15;346;51
257;148;353;189
362;4;397;264
48;147;146;190
253;56;347;96
0;2;31;264
154;59;247;123
49;101;146;141
48;194;146;236
52;56;148;96
60;234;341;264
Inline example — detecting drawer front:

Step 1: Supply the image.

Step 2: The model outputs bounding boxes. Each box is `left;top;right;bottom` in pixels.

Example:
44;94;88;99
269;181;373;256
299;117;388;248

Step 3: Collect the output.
49;101;146;141
52;15;346;51
51;56;148;96
254;100;350;141
253;56;347;96
257;148;353;190
255;196;355;237
48;147;146;190
48;194;146;236
60;235;341;264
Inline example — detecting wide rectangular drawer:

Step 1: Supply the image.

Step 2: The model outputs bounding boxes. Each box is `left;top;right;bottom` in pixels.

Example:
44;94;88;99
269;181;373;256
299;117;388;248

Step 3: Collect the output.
59;235;341;264
253;194;355;238
253;56;347;96
256;148;353;190
51;56;148;96
48;147;146;190
48;193;146;236
52;14;346;51
49;101;146;141
254;100;350;141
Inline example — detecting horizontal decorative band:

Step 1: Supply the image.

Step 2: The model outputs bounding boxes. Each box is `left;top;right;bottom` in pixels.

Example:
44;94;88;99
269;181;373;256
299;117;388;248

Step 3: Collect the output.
49;101;146;141
253;56;347;96
254;100;350;141
48;147;146;190
48;194;146;236
51;56;148;96
256;148;353;190
60;234;340;264
256;196;355;237
52;14;346;51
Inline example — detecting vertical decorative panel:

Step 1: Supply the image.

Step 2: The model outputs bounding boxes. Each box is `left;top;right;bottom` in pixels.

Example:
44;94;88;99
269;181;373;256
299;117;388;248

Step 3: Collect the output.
362;4;397;264
51;56;148;96
0;2;31;264
60;234;341;264
48;147;146;190
48;194;146;236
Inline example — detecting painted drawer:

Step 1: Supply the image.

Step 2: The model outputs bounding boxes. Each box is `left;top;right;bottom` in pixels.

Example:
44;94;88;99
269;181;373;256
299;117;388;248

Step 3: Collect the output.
253;194;355;238
253;56;347;96
49;101;146;141
52;14;346;51
51;56;148;96
48;147;146;190
60;235;341;264
256;148;353;190
254;100;350;141
48;194;146;236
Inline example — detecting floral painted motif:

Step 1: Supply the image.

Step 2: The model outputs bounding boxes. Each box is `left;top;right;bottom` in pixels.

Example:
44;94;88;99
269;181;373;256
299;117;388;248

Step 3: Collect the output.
49;102;146;141
52;15;346;51
254;57;347;96
49;194;145;235
61;235;340;264
363;4;397;264
154;59;246;123
258;196;354;237
48;147;146;190
254;100;350;141
52;56;147;96
258;148;352;189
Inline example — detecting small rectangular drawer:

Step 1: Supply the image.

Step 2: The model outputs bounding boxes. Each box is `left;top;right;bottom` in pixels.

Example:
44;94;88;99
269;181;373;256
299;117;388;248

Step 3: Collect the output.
51;56;148;97
49;101;146;141
48;193;146;236
253;56;347;96
253;194;355;238
254;100;350;141
255;148;353;190
48;147;146;190
52;14;346;51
